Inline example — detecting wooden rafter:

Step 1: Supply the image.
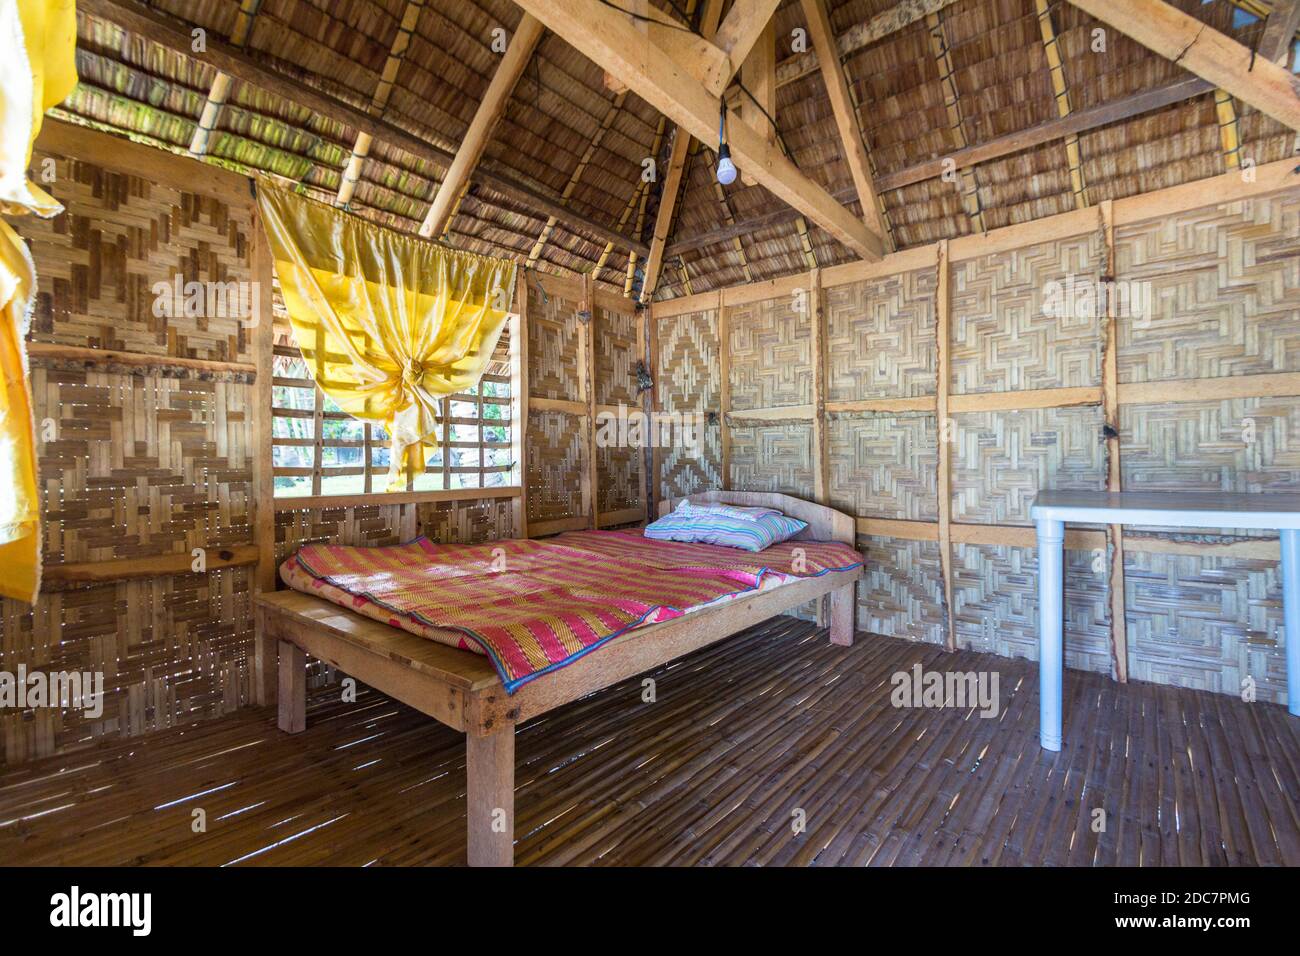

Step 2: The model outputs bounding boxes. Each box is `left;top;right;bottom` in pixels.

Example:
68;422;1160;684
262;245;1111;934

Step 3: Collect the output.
639;0;725;302
714;0;783;69
83;0;649;257
622;116;669;296
926;10;986;234
528;91;628;269
419;14;545;238
1034;0;1089;207
186;0;261;159
800;0;891;247
1067;0;1300;132
337;0;424;207
1259;0;1300;62
514;0;885;260
737;21;775;186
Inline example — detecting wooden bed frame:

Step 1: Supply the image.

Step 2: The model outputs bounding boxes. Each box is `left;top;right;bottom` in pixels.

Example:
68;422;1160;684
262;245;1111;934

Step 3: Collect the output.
254;491;861;866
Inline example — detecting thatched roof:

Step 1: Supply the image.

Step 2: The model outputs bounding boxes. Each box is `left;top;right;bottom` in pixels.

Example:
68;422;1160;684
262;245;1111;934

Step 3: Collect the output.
62;0;1299;301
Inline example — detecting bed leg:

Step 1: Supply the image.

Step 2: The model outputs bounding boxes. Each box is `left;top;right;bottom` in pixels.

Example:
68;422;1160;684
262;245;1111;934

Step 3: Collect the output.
829;581;855;647
466;726;515;867
254;610;278;707
277;640;306;734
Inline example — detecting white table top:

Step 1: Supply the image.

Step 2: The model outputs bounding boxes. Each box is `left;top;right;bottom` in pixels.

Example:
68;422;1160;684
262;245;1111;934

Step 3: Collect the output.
1029;491;1300;530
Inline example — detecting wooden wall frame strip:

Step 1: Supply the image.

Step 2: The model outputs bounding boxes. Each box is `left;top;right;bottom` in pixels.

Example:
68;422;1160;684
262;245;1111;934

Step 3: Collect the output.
583;273;598;530
512;270;530;538
935;240;957;652
27;342;258;381
1100;199;1129;682
273;487;522;512
717;291;731;490
810;267;829;505
44;544;261;590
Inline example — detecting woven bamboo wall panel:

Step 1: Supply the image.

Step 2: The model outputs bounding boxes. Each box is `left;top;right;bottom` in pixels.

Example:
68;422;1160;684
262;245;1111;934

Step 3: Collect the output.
828;412;938;520
274;504;417;564
728;294;811;410
950;233;1103;393
526;409;585;523
597;443;642;515
954;543;1112;674
16;148;254;363
1124;550;1287;704
656;308;721;499
594;303;640;408
1121;397;1300;495
36;367;253;563
1115;194;1300;383
858;534;946;645
728;423;814;500
952;407;1107;525
1;566;253;766
826;268;938;402
420;498;514;544
526;279;582;401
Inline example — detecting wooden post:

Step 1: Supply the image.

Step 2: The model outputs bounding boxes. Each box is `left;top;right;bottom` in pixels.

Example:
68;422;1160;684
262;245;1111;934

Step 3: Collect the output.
829;581;854;646
936;240;957;652
717;290;730;490
810;267;828;504
251;207;279;707
582;273;598;529
511;269;530;538
649;303;663;512
277;639;306;734
466;727;516;867
1100;200;1129;681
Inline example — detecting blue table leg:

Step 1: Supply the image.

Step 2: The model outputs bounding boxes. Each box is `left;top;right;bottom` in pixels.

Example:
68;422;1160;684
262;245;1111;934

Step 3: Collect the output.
1037;518;1065;751
1282;528;1300;718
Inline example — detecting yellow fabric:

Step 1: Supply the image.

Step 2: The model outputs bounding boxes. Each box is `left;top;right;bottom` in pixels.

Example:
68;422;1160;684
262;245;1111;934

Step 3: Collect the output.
256;181;518;491
0;0;77;604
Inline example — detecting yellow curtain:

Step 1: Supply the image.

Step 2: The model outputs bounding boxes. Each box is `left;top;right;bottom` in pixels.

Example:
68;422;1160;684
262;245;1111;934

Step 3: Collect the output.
0;0;77;604
256;181;518;491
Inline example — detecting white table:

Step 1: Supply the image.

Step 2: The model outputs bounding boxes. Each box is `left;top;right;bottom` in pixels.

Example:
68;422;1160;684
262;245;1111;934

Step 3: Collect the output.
1030;491;1300;751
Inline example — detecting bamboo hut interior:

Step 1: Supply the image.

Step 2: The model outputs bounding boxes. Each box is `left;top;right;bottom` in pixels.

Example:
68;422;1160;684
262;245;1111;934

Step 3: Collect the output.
2;0;1300;874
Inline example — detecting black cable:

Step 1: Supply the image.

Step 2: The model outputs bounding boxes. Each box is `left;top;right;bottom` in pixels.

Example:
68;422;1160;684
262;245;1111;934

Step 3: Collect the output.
595;0;700;34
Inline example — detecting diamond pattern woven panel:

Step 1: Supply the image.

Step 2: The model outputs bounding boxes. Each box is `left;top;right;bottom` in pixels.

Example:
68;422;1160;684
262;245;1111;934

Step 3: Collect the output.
728;293;812;410
0;566;254;766
729;423;815;500
950;232;1103;393
656;307;721;499
826;267;938;402
526;409;585;523
20;148;254;363
828;413;938;520
594;302;640;408
1115;194;1300;383
1124;550;1287;705
597;442;641;515
858;534;946;645
527;278;582;401
954;543;1112;675
952;406;1107;525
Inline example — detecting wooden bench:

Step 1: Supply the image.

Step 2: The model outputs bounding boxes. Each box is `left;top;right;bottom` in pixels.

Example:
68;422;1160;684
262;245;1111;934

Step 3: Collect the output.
255;491;862;866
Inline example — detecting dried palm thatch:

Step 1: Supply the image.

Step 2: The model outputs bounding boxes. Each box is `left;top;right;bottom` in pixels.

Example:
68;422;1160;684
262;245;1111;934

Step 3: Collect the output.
56;0;1300;301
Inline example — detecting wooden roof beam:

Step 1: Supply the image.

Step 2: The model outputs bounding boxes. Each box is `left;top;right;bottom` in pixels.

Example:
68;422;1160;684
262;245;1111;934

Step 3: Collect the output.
186;0;261;159
640;127;692;302
419;14;545;238
337;0;424;207
737;21;775;187
1259;0;1300;63
1067;0;1300;131
714;0;782;70
515;0;885;261
82;0;649;257
800;0;891;246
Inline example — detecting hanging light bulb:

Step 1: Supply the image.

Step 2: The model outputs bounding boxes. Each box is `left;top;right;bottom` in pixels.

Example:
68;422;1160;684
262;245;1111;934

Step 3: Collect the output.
716;102;738;185
716;143;737;186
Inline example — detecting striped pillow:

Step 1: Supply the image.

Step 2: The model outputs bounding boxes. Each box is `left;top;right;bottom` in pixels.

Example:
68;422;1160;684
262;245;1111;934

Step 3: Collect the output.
644;507;807;552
